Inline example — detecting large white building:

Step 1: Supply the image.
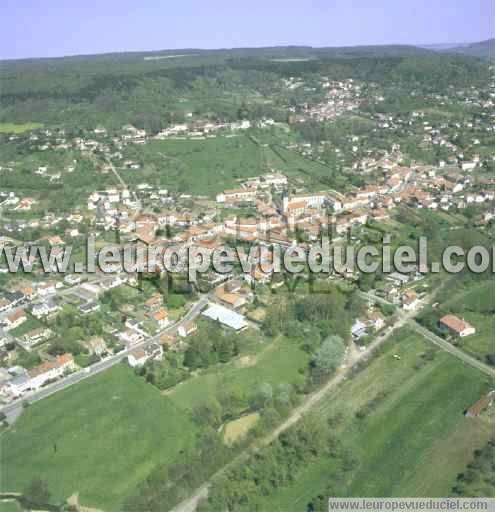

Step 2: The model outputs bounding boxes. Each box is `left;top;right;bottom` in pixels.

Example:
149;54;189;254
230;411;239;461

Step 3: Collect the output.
202;304;248;331
282;193;327;213
216;188;258;204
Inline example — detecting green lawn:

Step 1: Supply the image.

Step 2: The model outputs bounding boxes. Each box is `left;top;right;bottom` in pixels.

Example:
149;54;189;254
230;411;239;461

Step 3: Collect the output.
258;328;494;510
121;135;263;195
0;123;43;134
169;337;309;411
0;364;197;510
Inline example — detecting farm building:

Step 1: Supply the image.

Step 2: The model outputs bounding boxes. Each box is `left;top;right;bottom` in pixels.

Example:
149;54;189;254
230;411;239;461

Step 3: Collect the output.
439;315;476;337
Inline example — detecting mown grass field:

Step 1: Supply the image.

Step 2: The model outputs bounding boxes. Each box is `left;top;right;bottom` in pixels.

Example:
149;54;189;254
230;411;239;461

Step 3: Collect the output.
257;328;494;511
0;364;197;510
0;122;43;134
169;336;309;412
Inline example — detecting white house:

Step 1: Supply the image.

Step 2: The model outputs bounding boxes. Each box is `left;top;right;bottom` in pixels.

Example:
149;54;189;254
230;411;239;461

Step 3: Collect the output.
402;290;420;311
127;343;163;367
4;310;27;331
178;321;198;338
7;354;75;397
119;329;143;347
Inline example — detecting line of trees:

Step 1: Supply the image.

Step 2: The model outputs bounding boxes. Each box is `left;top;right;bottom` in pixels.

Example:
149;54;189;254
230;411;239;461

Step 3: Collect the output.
199;414;358;512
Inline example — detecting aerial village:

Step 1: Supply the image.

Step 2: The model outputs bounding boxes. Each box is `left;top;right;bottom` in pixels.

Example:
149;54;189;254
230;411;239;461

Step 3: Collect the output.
0;70;494;416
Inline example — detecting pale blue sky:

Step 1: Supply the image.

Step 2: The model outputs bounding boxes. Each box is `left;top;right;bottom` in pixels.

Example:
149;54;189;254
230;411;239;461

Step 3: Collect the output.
1;0;493;60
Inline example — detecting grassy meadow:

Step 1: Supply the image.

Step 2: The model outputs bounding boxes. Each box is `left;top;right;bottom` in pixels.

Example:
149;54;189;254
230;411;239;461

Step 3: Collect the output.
0;123;43;134
439;279;495;363
256;328;494;511
0;364;197;510
120;135;263;195
168;336;309;412
117;132;343;196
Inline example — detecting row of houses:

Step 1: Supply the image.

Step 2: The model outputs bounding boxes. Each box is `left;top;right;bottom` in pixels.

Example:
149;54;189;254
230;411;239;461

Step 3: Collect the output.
6;353;76;397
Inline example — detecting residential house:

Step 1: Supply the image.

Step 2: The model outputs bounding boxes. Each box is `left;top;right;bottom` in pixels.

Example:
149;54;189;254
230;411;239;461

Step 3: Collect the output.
37;281;57;297
4;290;25;308
4;309;27;331
7;353;75;397
152;308;170;329
216;188;257;204
214;287;247;309
19;327;53;351
367;311;385;331
127;348;148;367
351;319;367;339
160;333;177;349
178;321;198;338
64;274;82;286
439;315;476;337
79;301;100;315
0;298;11;313
387;272;410;286
31;300;59;319
127;343;163;367
402;290;420;311
144;293;163;313
119;328;143;347
83;336;107;356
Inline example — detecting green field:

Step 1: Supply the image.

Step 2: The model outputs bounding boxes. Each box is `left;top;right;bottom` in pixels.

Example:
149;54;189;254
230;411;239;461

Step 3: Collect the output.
118;133;343;196
441;279;495;362
0;123;43;134
265;144;334;185
0;364;197;510
456;312;495;363
0;502;20;512
120;135;263;195
257;329;494;510
169;336;309;411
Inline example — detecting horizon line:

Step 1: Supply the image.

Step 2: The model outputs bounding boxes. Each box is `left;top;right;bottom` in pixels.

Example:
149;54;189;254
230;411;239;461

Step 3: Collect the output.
1;38;489;64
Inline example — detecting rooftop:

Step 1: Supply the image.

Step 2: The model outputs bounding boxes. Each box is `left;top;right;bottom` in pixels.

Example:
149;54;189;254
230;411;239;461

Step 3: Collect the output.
202;304;248;331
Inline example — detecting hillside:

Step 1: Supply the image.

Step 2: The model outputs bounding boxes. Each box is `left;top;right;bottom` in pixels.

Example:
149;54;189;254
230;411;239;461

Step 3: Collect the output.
449;38;495;58
0;45;485;130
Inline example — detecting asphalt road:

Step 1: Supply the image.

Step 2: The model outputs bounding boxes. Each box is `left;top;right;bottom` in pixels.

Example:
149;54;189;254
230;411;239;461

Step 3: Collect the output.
361;290;495;379
409;320;495;379
0;295;209;420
